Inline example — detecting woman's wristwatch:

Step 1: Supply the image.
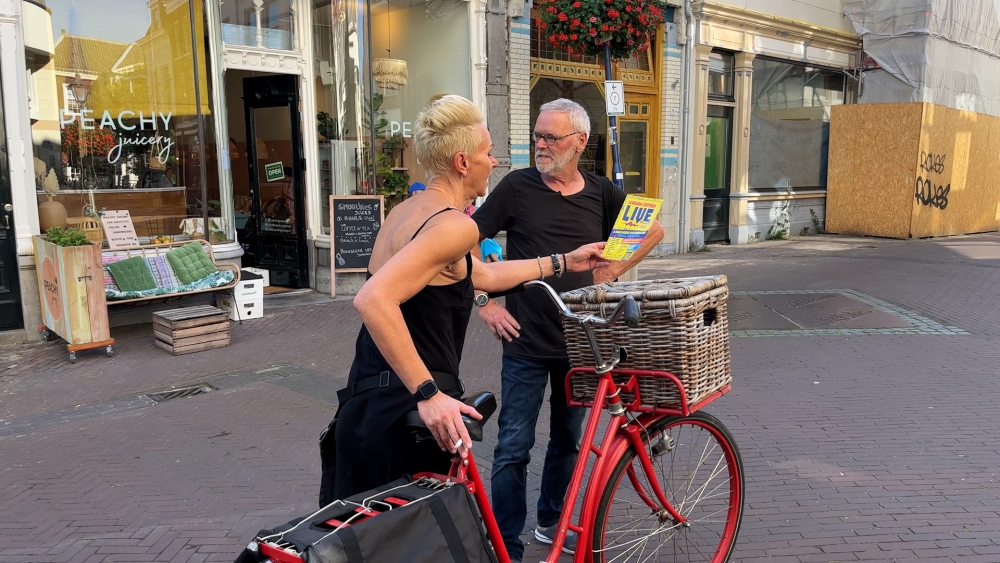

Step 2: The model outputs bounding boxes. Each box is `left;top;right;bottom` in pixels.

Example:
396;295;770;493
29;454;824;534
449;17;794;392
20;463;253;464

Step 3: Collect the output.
414;379;440;401
474;292;490;307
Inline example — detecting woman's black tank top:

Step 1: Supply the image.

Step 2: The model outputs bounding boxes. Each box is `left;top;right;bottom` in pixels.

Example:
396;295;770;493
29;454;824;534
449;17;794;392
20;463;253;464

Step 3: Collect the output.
348;209;474;380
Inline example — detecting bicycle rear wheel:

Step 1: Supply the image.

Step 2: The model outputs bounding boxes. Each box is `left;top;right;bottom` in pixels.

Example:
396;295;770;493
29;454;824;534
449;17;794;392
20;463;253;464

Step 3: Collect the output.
592;411;743;563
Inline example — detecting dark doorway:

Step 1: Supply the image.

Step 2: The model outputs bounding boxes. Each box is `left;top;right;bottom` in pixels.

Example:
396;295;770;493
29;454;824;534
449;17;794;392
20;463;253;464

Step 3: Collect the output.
240;74;308;288
703;105;733;243
0;68;23;330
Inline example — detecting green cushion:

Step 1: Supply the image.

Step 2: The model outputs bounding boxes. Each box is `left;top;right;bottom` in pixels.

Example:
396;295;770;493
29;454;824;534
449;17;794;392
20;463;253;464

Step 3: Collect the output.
165;242;218;285
107;256;158;292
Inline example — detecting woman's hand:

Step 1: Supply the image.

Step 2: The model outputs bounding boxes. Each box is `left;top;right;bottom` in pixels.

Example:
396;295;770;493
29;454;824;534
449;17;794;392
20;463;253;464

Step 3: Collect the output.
416;392;484;459
565;242;611;273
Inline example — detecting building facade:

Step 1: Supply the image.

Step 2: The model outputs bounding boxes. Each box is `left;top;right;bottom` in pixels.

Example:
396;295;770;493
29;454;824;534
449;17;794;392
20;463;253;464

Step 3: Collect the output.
2;0;490;341
680;0;859;248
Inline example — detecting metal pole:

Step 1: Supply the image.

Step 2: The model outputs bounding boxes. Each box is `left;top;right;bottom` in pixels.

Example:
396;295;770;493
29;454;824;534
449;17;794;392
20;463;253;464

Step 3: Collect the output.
677;0;694;253
189;0;211;236
604;44;624;190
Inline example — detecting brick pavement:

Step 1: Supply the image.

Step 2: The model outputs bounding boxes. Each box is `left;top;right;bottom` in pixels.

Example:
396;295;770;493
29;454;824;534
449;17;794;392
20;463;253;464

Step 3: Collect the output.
2;233;1000;562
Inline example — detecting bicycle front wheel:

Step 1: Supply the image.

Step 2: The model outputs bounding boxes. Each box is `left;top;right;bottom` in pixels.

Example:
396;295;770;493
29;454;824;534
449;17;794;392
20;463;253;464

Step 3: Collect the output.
592;411;744;563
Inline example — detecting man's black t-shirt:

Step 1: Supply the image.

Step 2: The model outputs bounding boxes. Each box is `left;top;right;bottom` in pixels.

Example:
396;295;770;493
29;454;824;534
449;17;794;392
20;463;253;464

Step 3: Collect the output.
472;167;627;360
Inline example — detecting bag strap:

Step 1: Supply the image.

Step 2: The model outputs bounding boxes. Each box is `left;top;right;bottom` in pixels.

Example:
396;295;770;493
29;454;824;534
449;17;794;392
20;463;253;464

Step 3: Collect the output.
338;527;365;563
429;495;472;563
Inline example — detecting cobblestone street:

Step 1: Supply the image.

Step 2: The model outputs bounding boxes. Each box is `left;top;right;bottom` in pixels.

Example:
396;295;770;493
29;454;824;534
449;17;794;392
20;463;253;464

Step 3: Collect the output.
3;233;1000;563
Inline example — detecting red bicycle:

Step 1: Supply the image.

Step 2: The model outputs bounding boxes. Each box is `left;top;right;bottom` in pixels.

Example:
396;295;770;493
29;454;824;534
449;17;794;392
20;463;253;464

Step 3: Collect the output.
257;280;744;562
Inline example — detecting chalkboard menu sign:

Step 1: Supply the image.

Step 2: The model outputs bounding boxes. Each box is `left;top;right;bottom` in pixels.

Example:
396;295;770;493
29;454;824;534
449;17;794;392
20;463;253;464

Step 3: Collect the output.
330;195;384;275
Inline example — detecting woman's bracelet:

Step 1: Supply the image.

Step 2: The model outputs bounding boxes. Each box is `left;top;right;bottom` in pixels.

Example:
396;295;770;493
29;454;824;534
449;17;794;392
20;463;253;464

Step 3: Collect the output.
536;256;545;279
561;254;568;273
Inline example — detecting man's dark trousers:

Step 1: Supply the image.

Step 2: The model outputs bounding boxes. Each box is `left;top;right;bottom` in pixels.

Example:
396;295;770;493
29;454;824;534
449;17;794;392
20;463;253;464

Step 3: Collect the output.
491;354;585;560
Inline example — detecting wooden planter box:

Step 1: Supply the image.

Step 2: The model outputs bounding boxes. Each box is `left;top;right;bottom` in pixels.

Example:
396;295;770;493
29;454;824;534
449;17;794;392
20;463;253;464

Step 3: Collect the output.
33;236;114;362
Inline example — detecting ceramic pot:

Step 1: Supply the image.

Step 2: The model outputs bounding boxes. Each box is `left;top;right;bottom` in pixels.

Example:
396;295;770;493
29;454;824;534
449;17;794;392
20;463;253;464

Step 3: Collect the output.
38;199;68;232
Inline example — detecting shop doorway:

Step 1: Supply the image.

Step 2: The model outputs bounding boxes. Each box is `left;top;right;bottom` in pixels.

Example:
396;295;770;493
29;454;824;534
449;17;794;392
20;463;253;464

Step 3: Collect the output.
238;74;308;288
703;105;733;243
0;68;23;330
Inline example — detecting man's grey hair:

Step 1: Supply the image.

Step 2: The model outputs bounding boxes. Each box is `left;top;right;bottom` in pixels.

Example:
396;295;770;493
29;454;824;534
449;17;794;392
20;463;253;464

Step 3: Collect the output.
539;98;591;138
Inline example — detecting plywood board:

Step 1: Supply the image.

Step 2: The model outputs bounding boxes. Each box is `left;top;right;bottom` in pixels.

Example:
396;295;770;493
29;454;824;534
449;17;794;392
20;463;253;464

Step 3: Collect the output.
910;104;1000;237
826;103;924;238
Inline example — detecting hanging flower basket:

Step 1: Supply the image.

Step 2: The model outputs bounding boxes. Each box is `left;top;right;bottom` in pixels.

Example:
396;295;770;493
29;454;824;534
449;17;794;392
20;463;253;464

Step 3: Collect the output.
534;0;668;60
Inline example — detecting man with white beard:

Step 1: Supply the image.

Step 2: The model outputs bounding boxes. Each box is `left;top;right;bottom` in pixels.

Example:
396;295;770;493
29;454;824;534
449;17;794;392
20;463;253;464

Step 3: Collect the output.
471;98;664;562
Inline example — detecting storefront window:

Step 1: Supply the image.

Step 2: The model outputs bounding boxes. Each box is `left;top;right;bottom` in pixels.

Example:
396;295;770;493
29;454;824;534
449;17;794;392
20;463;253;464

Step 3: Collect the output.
313;0;473;230
313;0;375;232
748;58;846;190
221;0;294;50
30;0;225;244
708;51;734;99
372;0;471;194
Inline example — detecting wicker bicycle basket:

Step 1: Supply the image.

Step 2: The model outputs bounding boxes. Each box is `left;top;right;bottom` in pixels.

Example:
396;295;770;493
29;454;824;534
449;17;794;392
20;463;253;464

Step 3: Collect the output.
559;276;731;410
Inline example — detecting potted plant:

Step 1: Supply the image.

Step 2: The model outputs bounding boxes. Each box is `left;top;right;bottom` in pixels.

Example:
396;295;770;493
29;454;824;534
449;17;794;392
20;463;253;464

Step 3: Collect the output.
34;227;114;361
317;111;347;140
375;152;410;210
533;0;667;60
382;132;409;168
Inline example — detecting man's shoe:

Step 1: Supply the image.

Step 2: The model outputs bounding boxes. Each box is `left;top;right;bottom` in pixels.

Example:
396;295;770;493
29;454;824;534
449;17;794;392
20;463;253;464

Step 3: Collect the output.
534;524;577;554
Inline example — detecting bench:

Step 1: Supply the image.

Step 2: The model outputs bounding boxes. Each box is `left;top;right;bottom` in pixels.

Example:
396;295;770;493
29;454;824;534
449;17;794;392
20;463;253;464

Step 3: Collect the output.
101;240;241;306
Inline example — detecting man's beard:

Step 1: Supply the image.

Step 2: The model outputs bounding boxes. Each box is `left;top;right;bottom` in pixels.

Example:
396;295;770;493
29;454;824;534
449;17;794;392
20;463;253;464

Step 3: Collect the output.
535;150;575;174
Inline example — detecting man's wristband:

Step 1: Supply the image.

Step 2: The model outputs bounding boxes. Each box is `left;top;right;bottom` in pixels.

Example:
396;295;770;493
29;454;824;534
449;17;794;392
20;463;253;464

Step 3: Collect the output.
550;254;563;278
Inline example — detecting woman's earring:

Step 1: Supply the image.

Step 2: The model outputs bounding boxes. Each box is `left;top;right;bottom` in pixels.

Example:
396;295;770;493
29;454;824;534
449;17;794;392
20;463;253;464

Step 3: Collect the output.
461;172;468;179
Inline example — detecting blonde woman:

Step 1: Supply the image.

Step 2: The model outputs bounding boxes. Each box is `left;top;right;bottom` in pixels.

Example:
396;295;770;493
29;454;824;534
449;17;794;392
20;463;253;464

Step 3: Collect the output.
327;95;607;500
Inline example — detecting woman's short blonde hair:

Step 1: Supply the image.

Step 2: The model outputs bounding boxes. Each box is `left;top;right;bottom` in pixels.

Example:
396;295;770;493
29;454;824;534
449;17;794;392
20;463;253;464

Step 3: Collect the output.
414;95;485;177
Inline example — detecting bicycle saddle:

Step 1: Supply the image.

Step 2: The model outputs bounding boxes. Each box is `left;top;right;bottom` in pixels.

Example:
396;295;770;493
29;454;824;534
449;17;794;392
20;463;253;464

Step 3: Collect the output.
405;391;497;442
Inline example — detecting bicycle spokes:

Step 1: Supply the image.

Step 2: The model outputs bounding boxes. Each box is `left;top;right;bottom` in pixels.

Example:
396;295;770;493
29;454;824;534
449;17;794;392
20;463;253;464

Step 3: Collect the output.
593;414;743;563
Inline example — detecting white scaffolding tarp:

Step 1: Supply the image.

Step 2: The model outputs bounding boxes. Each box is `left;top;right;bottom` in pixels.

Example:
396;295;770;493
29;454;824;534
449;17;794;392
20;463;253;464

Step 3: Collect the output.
844;0;1000;117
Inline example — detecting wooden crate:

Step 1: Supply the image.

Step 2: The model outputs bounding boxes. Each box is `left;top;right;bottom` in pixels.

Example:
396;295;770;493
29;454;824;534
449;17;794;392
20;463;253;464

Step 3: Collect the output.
153;306;230;355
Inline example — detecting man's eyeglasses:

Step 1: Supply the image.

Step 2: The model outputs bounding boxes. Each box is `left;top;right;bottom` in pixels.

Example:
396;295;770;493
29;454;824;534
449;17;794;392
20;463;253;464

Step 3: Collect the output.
532;131;582;145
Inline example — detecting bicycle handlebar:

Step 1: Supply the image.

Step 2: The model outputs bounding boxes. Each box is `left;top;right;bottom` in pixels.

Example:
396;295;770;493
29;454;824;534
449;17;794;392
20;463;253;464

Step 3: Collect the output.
525;280;639;373
524;280;640;329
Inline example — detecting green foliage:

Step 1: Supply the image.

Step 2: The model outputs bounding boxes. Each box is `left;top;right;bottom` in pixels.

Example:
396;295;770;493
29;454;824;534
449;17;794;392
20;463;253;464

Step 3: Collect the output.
372;93;389;138
809;208;826;234
45;227;90;247
767;201;790;240
382;132;409;152
317;111;347;140
535;0;669;60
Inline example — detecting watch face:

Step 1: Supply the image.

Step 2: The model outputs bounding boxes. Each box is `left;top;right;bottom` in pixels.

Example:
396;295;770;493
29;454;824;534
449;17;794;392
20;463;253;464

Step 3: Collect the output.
418;380;439;399
474;293;489;306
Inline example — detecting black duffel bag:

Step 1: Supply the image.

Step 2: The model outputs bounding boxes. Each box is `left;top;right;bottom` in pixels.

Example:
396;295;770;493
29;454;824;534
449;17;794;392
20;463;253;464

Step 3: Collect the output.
234;475;498;563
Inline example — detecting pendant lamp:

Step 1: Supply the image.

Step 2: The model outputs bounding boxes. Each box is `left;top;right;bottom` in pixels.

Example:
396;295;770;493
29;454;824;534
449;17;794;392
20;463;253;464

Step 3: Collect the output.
373;0;407;89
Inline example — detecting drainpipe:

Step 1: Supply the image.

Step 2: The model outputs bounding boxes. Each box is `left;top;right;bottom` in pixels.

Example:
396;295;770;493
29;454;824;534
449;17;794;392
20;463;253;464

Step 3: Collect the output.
676;0;694;253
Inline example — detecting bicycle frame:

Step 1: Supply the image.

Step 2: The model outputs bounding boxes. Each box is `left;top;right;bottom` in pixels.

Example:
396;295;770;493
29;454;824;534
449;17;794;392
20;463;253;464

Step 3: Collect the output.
446;367;727;563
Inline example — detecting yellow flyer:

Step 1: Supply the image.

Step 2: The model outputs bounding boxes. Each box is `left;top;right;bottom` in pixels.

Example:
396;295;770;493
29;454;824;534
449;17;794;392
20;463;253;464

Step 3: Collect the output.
604;196;663;261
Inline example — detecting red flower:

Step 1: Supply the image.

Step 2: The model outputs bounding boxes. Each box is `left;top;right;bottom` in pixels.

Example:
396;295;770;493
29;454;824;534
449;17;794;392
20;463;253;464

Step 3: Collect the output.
559;33;568;40
589;16;598;22
571;18;580;27
546;6;557;13
558;11;568;21
540;21;547;29
589;28;598;37
572;1;581;6
608;9;619;17
601;24;608;30
625;5;632;11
